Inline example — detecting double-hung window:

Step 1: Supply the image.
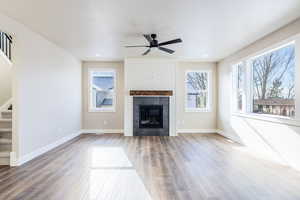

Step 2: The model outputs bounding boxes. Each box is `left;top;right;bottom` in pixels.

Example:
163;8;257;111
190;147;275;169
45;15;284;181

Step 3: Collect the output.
185;71;211;112
89;69;116;112
233;42;296;118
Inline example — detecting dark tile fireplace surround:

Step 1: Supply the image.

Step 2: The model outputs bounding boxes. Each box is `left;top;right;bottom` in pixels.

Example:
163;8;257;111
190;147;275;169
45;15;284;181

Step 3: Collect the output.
133;97;169;136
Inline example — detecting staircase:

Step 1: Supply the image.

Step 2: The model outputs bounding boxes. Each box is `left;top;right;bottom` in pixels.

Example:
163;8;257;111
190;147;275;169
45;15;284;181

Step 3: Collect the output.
0;30;13;165
0;107;12;165
0;30;13;61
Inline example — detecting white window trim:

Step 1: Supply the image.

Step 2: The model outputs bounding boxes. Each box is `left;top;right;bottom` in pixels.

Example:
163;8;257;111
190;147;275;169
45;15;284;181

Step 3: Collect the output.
232;112;300;128
185;70;212;112
231;39;297;122
88;68;117;112
232;62;247;114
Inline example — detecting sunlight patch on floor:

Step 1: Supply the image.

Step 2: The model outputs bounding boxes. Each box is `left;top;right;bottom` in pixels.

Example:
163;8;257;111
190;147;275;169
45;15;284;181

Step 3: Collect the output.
90;147;133;168
84;147;152;200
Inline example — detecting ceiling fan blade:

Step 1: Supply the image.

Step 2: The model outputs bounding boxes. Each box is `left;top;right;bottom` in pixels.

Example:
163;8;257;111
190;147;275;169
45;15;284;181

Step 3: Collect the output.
158;38;182;46
125;45;149;48
158;47;175;54
143;34;152;43
142;48;151;56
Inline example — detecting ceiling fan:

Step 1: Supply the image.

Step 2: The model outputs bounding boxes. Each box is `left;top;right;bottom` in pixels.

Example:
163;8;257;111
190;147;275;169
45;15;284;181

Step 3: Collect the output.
125;34;182;55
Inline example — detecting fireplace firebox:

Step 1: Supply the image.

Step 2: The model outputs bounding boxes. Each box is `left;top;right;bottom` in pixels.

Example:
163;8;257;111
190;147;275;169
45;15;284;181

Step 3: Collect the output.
139;105;163;128
133;97;169;136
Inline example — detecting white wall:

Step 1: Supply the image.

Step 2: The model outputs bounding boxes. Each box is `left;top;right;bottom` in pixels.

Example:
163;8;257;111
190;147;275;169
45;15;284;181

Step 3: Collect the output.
217;18;300;170
0;12;81;163
0;54;12;107
124;58;177;136
82;61;124;131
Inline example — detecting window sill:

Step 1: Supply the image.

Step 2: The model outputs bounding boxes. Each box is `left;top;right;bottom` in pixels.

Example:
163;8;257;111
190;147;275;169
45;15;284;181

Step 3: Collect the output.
89;108;116;113
232;112;300;127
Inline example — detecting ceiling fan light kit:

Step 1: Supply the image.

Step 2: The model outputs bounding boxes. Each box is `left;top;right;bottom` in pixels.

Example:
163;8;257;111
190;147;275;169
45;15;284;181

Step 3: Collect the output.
125;34;182;56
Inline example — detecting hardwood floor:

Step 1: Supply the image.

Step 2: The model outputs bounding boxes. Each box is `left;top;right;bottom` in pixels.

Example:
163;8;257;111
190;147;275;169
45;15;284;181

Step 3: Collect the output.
1;134;300;200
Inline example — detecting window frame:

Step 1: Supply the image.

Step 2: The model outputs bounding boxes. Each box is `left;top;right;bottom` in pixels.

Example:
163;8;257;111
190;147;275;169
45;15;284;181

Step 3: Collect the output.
88;68;117;112
232;62;247;113
185;70;212;112
232;40;297;120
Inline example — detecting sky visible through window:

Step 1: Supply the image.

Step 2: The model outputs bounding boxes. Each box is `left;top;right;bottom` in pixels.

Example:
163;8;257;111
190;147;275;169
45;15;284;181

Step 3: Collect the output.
252;43;295;117
92;71;114;108
252;44;295;100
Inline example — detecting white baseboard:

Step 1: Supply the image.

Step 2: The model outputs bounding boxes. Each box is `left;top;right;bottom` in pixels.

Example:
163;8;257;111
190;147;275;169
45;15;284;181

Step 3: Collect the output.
81;129;124;134
16;131;81;166
10;152;17;166
215;129;242;144
177;129;218;134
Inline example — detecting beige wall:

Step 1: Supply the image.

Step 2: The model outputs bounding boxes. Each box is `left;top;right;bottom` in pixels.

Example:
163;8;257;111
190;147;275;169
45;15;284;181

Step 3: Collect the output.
0;55;12;107
176;62;217;131
82;61;124;130
82;59;217;133
217;18;300;170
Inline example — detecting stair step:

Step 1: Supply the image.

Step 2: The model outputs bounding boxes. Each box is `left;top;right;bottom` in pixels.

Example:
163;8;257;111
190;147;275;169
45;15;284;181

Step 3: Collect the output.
0;119;12;122
0;128;12;133
0;151;10;157
1;111;12;119
1;110;12;114
0;119;12;129
0;157;9;165
0;138;12;144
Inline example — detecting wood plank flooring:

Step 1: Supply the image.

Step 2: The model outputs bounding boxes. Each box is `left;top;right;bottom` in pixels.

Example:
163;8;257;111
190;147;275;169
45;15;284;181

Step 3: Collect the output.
1;134;300;200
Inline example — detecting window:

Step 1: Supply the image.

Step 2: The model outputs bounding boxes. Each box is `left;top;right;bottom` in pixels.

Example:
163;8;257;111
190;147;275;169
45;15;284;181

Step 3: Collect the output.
185;71;210;112
233;42;296;118
233;63;246;112
252;43;295;117
89;69;116;112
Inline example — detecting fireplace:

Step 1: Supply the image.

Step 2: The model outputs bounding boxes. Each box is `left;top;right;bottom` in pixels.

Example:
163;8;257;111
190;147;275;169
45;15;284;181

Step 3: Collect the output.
133;97;169;136
139;105;163;128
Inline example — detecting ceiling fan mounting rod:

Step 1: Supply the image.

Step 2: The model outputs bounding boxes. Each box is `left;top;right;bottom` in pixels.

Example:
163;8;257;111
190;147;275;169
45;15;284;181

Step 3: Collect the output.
150;34;157;39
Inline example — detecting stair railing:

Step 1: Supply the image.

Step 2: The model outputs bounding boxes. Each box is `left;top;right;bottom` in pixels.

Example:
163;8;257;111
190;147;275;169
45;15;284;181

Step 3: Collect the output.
0;31;12;61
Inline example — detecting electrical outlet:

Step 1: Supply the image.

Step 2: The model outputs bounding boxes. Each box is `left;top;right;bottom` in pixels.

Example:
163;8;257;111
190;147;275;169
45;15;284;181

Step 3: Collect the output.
103;120;108;125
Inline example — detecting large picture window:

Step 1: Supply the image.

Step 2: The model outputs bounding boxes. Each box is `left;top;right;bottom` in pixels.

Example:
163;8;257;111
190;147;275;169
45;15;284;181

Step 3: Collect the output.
233;42;296;118
185;71;210;112
89;69;116;112
252;43;295;117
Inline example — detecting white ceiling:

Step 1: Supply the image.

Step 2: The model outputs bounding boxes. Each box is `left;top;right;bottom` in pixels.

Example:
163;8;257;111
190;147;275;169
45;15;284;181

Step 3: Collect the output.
0;0;300;61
